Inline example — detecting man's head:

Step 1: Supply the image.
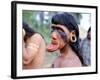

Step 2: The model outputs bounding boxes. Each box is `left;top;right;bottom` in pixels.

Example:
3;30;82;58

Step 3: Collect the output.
47;12;80;52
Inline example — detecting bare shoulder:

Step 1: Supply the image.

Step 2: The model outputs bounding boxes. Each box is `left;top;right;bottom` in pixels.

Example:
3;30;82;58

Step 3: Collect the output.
31;33;43;40
28;33;44;43
64;57;82;67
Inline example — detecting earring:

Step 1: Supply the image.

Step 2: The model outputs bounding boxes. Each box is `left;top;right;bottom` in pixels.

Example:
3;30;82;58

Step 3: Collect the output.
70;31;77;42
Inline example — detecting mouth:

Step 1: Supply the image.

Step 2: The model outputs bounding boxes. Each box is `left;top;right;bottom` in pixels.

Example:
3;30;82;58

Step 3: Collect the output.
46;40;59;52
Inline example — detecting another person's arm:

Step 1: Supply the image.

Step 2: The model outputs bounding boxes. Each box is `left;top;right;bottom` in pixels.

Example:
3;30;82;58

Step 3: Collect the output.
23;33;43;65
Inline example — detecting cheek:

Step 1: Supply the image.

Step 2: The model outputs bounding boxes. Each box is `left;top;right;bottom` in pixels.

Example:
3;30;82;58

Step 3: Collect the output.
58;35;66;49
58;32;71;49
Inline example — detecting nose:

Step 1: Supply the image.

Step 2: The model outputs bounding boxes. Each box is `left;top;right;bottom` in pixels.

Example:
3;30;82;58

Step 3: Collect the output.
51;31;58;40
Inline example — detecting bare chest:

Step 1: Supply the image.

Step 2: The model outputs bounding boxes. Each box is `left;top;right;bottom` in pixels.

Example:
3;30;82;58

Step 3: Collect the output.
52;56;82;68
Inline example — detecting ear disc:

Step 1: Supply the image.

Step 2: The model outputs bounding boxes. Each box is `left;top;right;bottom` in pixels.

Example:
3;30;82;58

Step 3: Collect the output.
70;31;77;43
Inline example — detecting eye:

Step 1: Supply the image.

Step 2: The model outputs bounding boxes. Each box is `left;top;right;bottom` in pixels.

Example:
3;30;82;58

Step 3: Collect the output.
51;26;56;33
51;26;64;34
58;29;63;32
56;28;64;33
51;28;54;33
51;29;54;33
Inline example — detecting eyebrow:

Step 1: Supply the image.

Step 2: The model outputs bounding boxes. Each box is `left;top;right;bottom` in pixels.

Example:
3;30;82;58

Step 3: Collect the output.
51;24;65;32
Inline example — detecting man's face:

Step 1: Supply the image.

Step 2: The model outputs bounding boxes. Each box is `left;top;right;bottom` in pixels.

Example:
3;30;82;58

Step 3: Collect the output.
47;24;70;52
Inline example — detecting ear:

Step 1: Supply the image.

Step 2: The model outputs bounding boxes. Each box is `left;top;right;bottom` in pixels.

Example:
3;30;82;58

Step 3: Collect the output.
69;30;77;43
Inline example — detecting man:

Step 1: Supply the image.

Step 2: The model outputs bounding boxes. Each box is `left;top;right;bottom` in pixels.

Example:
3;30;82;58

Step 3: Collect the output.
80;27;91;66
47;13;83;68
22;22;46;69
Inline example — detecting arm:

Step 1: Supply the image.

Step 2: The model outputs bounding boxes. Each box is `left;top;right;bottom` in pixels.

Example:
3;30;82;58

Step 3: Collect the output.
23;34;43;65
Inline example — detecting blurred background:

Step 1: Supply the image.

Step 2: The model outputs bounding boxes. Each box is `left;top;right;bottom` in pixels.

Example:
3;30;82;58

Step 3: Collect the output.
22;10;91;68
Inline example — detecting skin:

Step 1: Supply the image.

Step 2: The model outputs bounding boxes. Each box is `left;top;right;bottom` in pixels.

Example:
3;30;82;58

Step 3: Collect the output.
22;29;46;69
47;24;82;68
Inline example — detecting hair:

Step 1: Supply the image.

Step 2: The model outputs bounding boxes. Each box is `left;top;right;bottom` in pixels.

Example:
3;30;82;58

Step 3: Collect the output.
51;12;84;65
23;22;36;42
86;27;91;40
88;27;91;33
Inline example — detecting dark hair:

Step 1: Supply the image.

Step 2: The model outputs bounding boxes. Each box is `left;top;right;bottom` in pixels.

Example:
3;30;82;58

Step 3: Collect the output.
23;22;36;42
51;12;84;65
88;27;91;33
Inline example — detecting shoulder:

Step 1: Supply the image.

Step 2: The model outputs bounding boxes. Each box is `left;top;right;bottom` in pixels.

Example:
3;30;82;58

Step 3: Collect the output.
82;38;88;43
31;33;43;40
26;33;45;45
63;56;82;67
81;38;88;46
31;33;44;41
